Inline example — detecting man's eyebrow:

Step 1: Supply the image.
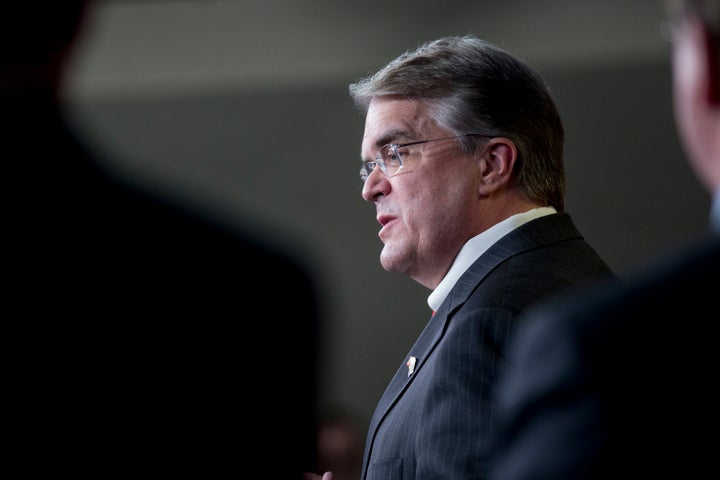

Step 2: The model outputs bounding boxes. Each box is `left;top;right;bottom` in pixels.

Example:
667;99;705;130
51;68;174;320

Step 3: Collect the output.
375;129;413;149
359;128;414;162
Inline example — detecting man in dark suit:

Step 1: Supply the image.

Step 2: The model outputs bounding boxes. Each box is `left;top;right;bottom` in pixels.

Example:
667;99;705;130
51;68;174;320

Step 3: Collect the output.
5;2;321;478
307;35;615;480
488;1;720;479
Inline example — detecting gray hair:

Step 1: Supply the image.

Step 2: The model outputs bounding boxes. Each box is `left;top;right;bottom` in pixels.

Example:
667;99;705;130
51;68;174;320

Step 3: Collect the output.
348;35;566;212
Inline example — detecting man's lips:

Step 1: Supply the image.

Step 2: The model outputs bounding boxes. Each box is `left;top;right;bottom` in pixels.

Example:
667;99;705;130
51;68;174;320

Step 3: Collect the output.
377;214;396;227
377;214;397;239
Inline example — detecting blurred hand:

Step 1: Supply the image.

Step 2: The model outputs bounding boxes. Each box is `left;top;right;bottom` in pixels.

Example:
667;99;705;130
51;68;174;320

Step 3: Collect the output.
303;472;333;480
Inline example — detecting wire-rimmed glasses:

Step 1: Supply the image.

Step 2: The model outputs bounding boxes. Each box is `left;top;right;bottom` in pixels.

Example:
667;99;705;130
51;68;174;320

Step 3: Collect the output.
359;133;493;182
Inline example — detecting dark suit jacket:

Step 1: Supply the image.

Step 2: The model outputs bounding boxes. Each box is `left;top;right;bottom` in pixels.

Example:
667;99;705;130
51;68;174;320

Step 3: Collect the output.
7;95;320;478
489;233;720;480
360;212;616;480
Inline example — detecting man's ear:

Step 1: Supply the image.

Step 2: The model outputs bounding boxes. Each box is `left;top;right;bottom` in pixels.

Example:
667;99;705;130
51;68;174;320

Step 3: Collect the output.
477;138;517;195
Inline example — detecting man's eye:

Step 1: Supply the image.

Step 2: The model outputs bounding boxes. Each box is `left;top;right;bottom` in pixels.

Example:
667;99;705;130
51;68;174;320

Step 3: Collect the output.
386;146;403;164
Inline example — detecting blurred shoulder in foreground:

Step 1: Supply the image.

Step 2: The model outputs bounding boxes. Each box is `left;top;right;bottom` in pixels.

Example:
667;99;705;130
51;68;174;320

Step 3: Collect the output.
490;0;720;478
4;2;322;478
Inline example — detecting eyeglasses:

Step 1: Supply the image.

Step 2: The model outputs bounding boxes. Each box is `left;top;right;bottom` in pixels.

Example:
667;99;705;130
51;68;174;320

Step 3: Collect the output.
359;133;493;182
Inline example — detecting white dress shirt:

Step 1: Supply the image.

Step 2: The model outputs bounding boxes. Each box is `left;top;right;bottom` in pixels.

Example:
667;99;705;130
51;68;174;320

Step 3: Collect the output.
427;207;557;312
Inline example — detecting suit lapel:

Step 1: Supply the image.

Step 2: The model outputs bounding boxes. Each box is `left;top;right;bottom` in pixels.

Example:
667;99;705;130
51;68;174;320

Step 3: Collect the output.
362;304;449;473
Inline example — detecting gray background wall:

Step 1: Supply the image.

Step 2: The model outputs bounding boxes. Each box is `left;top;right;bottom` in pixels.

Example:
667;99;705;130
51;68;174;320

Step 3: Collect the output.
65;0;711;427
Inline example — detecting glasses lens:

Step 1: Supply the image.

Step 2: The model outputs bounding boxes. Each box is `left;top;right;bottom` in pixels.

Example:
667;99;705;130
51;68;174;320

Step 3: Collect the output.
381;144;403;176
360;144;406;182
359;161;375;182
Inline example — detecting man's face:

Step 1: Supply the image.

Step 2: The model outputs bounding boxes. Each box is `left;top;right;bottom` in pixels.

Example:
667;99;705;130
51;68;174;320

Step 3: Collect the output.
359;96;483;288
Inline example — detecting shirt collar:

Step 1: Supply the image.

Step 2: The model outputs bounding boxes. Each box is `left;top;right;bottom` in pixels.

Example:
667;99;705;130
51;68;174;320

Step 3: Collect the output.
427;206;557;312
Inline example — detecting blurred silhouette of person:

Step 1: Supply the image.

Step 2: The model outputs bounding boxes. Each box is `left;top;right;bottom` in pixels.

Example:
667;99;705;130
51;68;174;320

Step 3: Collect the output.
489;1;720;479
4;2;321;478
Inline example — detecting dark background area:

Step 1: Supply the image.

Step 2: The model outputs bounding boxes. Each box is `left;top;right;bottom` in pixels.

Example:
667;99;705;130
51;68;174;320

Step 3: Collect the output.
64;0;711;428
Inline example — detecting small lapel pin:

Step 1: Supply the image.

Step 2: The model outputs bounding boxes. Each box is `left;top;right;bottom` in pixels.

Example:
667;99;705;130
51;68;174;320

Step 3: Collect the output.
406;356;417;377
